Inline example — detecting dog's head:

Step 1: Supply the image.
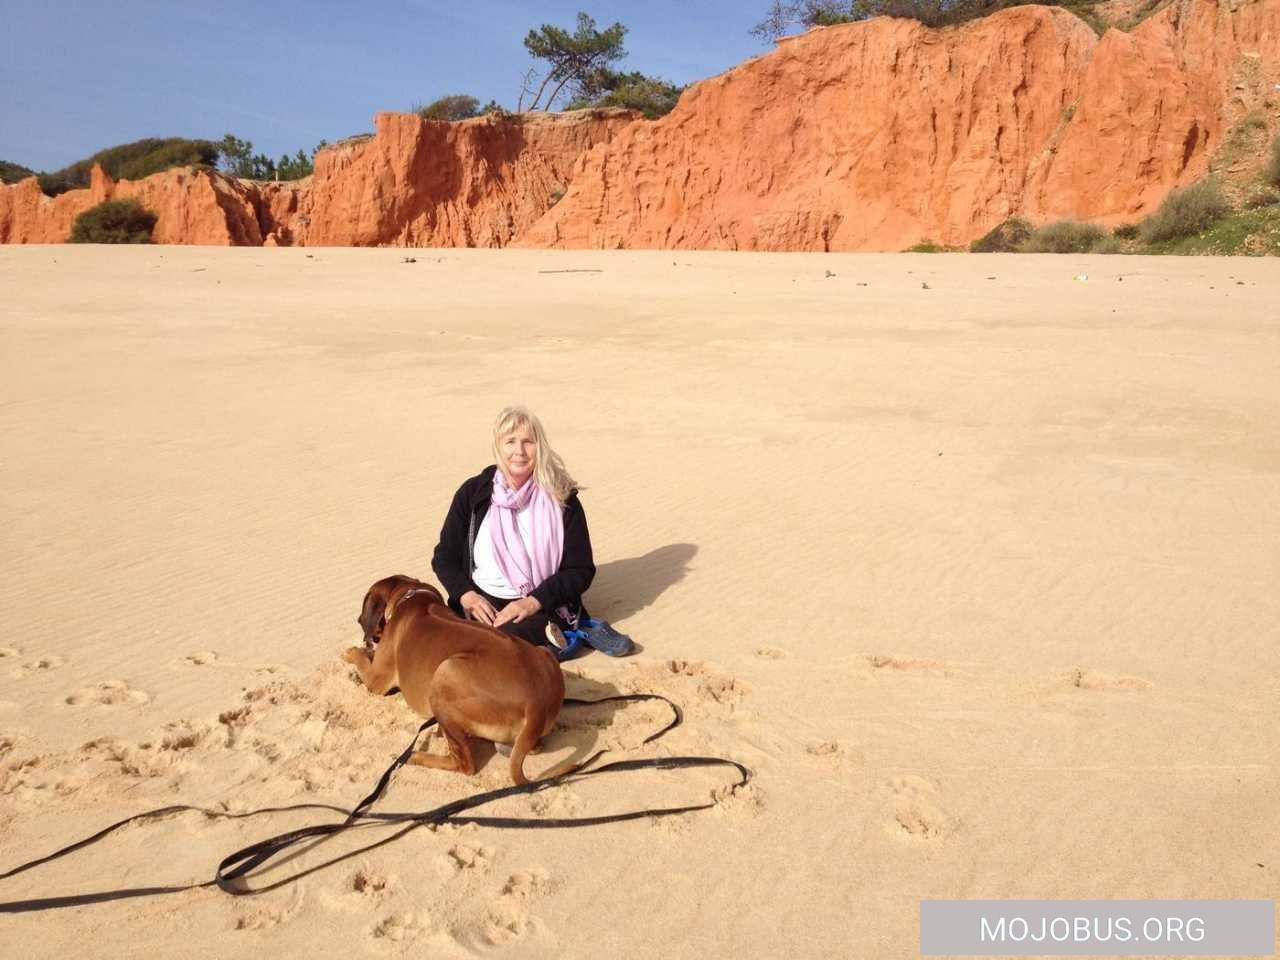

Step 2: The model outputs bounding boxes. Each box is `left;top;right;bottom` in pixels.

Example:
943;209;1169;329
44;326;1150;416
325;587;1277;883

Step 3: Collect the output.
357;576;442;646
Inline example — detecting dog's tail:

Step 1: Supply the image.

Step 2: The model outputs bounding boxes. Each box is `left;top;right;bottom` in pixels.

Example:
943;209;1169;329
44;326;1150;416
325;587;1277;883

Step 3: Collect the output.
508;709;546;786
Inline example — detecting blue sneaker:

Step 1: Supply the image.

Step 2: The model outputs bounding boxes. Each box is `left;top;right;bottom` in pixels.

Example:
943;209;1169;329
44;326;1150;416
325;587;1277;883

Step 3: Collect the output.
545;623;586;662
578;618;634;657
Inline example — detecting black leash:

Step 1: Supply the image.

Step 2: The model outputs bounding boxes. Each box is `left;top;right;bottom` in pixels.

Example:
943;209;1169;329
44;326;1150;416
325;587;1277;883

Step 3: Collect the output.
0;693;748;913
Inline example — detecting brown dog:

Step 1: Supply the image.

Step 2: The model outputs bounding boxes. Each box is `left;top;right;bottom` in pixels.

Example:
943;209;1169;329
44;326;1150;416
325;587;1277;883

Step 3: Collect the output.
344;575;564;785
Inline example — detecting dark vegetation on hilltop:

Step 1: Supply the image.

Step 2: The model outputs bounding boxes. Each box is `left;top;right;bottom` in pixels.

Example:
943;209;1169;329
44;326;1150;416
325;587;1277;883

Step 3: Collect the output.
416;95;486;121
9;134;323;198
0;160;38;185
34;138;220;196
751;0;1121;38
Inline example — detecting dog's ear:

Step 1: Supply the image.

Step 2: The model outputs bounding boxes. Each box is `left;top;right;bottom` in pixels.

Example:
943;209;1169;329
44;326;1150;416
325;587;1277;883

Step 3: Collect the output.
358;589;388;646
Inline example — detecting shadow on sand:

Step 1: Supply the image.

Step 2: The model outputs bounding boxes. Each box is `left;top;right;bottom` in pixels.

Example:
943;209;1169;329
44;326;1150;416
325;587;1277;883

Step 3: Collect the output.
585;543;697;623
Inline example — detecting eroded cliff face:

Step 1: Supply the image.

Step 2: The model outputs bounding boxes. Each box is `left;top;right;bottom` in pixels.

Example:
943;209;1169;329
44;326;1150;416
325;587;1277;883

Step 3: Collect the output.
294;110;638;246
3;0;1277;251
523;6;1098;251
524;0;1280;250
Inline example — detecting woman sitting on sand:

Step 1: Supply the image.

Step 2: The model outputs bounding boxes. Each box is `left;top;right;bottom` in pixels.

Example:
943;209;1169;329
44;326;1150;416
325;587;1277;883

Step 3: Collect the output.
431;406;594;649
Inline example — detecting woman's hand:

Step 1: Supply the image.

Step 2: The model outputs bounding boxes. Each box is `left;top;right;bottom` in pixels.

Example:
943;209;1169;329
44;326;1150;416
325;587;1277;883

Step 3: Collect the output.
493;595;541;628
460;590;498;626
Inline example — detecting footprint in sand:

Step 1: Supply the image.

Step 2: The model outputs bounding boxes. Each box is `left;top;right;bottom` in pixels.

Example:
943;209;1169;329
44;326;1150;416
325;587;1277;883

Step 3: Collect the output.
805;738;842;758
457;870;558;948
528;788;583;818
753;646;788;660
445;843;495;873
659;660;750;703
699;674;749;704
350;864;393;900
501;868;558;900
158;721;211;752
867;654;946;672
1067;669;1152;691
62;680;151;707
180;651;218;666
373;911;420;942
712;780;766;818
4;649;67;679
234;887;306;931
888;775;948;839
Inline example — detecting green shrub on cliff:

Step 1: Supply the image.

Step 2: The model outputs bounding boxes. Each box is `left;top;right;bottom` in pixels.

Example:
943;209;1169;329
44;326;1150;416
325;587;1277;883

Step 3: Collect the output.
566;69;684;119
37;138;219;196
417;94;483;121
1263;135;1280;189
1138;179;1229;245
69;199;157;244
1020;219;1108;253
970;217;1032;252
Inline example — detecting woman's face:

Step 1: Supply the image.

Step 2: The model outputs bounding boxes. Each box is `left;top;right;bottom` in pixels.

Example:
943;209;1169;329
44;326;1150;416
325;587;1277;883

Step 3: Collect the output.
498;425;537;488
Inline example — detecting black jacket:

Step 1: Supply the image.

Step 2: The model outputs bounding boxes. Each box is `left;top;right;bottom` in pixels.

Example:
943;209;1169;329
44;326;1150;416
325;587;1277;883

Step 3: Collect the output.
431;465;595;622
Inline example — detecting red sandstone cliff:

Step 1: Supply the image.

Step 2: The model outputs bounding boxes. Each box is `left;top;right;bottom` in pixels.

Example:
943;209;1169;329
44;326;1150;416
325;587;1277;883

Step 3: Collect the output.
294;109;638;246
0;110;634;247
524;0;1280;250
2;0;1277;251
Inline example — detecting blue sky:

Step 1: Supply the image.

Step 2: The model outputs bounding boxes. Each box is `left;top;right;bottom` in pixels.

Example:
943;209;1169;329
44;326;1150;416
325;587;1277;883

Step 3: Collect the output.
1;1;773;172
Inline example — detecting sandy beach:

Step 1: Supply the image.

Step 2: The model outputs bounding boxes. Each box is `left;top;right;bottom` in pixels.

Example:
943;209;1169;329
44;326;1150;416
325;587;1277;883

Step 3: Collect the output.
1;245;1277;957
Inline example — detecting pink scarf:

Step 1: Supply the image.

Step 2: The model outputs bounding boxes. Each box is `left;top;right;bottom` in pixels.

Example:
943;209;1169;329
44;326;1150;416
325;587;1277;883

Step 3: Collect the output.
488;471;564;597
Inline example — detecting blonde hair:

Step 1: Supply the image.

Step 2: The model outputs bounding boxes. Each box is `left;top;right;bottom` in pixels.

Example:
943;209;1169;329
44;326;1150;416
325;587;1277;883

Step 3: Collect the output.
492;406;578;504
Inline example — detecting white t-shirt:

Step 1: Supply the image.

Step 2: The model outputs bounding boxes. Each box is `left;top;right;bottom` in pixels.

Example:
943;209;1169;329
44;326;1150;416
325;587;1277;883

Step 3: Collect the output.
471;507;535;599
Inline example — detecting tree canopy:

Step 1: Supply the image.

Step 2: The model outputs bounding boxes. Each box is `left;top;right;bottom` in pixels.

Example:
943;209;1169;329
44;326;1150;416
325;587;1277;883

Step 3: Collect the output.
520;12;627;111
33;138;220;196
417;94;483;122
217;134;316;181
566;68;684;119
